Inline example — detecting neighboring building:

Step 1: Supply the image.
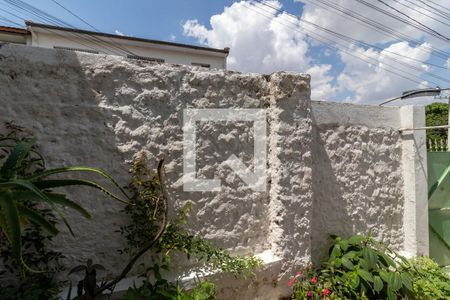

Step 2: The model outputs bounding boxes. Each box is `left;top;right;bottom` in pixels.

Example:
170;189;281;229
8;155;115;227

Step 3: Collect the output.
0;21;229;69
0;26;30;45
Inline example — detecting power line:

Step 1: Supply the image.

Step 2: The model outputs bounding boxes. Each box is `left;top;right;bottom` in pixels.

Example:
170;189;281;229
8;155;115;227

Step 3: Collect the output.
404;0;450;21
253;0;449;85
302;0;450;60
391;0;450;27
0;3;113;55
6;0;131;56
49;0;138;56
245;2;436;87
417;0;450;14
356;0;450;42
0;14;23;27
1;0;134;57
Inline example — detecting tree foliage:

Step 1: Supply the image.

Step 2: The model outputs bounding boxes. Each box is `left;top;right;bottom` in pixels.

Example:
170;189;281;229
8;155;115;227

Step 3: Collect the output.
425;102;448;141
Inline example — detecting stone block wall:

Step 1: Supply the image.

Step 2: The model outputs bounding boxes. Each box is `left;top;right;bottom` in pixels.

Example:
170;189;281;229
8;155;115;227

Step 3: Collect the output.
0;44;427;299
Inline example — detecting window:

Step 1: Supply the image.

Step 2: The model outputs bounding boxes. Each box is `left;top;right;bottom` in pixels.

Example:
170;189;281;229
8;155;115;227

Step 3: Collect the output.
127;55;165;63
191;62;211;68
54;46;99;54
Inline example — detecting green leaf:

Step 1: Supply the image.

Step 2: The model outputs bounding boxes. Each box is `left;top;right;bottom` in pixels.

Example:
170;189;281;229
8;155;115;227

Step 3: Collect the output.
342;257;354;270
329;244;341;261
339;240;349;252
401;272;413;291
358;258;369;270
387;287;396;300
388;272;402;291
373;275;384;293
0;193;21;259
380;270;390;283
362;247;378;269
342;250;356;260
357;269;374;283
11;191;90;219
350;272;360;289
45;193;90;219
378;252;396;268
1;179;74;236
348;235;365;245
16;202;58;235
26;166;129;202
34;179;129;205
0;140;34;179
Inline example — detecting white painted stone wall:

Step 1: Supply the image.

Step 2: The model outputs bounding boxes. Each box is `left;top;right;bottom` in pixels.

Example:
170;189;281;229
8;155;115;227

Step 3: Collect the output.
0;44;427;299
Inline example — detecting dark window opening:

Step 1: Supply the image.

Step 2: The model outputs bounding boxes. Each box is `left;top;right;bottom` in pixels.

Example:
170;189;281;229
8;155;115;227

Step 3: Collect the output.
127;55;165;63
191;62;211;68
54;46;99;54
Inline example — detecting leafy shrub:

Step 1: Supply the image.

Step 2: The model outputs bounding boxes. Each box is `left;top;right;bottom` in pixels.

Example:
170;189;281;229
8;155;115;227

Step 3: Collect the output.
290;235;450;300
290;234;413;300
407;257;450;299
119;153;261;299
0;124;129;271
425;102;448;141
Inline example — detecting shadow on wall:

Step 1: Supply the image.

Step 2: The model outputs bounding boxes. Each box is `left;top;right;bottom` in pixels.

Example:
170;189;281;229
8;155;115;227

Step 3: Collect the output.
0;45;133;280
310;116;404;263
0;44;272;284
310;118;345;263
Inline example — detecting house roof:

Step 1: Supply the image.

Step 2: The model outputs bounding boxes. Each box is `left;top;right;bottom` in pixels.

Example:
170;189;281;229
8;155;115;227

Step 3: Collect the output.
0;26;29;35
25;21;229;55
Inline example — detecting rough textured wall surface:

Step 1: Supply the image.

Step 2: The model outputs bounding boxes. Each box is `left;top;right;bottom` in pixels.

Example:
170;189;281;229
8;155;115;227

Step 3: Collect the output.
0;44;415;299
311;125;404;262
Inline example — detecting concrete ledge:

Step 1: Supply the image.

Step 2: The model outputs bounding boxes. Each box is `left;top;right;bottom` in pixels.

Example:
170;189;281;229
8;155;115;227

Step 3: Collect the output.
312;100;400;128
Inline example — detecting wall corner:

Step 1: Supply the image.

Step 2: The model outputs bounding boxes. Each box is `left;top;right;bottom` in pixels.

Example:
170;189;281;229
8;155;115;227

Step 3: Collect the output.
400;105;429;256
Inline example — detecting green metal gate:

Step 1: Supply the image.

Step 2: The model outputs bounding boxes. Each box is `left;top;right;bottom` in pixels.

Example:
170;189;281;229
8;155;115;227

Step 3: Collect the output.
428;152;450;266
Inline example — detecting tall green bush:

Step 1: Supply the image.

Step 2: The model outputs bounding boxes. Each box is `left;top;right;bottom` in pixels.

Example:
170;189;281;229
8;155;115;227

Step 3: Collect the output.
425;102;448;141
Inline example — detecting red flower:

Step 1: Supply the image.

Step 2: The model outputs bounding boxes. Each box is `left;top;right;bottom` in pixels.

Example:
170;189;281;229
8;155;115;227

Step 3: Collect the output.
311;277;317;283
323;288;330;296
287;278;296;287
295;271;302;276
307;291;311;298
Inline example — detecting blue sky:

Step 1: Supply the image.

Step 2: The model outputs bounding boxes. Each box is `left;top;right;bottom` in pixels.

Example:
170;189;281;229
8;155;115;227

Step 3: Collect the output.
18;0;302;43
1;0;449;104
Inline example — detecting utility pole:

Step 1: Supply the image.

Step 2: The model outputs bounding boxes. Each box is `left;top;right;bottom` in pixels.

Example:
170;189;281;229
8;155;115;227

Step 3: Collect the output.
447;95;450;150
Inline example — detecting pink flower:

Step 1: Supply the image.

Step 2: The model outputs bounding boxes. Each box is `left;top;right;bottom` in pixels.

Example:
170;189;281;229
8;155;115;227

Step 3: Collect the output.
287;278;296;287
311;277;317;284
295;271;302;276
323;288;330;296
307;291;311;298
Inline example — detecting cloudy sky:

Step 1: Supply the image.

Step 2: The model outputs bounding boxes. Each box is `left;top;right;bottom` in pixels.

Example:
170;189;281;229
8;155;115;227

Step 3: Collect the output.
3;0;449;104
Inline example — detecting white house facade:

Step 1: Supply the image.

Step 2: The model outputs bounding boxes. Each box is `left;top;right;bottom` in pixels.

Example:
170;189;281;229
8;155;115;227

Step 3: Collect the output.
0;22;229;69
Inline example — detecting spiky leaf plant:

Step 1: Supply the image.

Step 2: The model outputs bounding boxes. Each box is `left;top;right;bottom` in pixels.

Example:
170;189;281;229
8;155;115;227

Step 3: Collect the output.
0;138;129;271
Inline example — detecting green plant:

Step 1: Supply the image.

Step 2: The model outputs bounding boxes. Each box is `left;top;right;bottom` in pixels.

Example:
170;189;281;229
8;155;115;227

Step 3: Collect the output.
0;125;64;299
0;130;129;271
0;202;65;300
405;256;450;299
67;259;106;300
289;265;334;300
125;263;216;300
115;153;261;299
290;234;415;300
425;102;448;142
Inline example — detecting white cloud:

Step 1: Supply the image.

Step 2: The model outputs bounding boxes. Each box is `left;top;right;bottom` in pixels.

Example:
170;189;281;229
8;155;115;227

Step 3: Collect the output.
299;0;450;46
337;42;432;103
447;58;450;69
183;0;336;99
183;0;448;104
170;34;176;41
115;29;125;36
